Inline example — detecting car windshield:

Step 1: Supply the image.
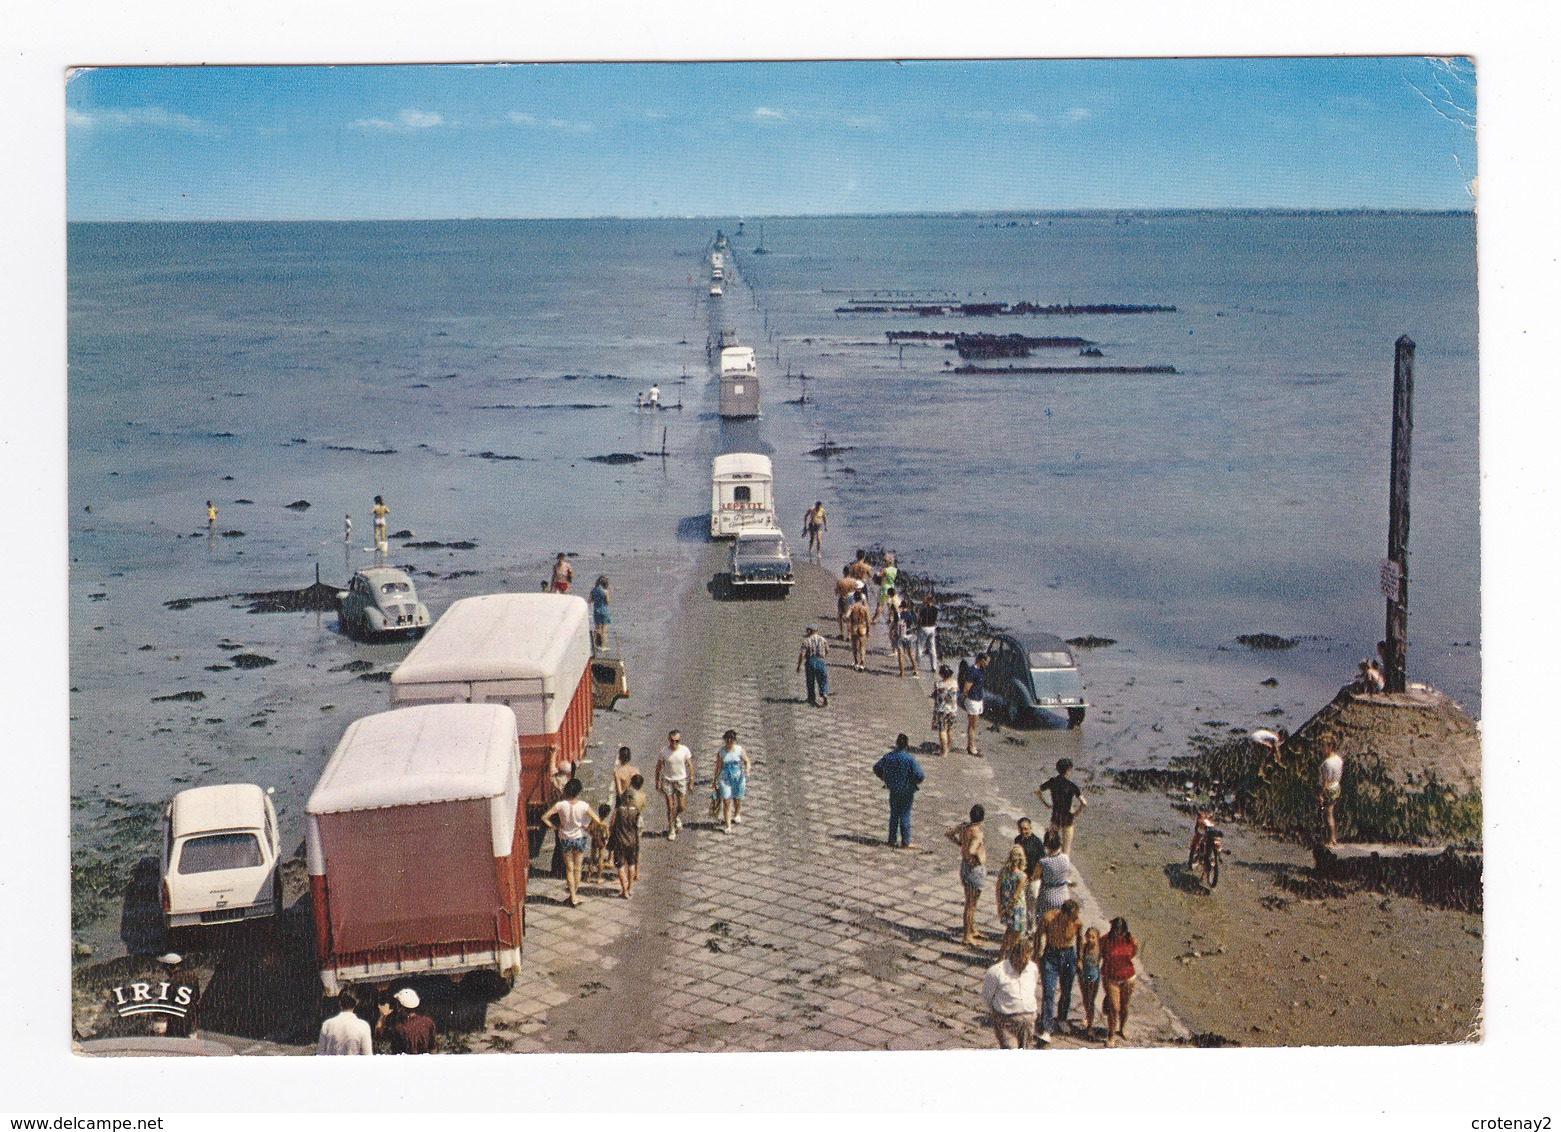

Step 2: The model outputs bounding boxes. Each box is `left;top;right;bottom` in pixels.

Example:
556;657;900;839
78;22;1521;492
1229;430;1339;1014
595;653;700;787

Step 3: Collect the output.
379;581;412;595
1030;652;1074;670
743;537;784;555
177;832;263;874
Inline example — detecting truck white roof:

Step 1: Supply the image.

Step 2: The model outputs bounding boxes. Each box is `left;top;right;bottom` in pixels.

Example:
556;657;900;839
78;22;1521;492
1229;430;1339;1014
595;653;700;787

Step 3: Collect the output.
307;703;519;814
390;593;588;687
169;783;267;839
711;452;773;480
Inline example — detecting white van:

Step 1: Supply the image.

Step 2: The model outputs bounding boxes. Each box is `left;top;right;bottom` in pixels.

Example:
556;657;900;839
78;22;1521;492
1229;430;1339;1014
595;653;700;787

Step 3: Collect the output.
710;453;778;537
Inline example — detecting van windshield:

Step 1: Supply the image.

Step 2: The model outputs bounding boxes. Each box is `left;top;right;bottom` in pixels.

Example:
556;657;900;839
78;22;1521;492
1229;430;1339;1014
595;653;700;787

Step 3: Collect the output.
177;832;263;874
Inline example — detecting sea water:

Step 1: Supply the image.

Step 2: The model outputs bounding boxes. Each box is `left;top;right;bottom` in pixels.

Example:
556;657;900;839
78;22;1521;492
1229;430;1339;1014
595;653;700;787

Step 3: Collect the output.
67;212;1479;945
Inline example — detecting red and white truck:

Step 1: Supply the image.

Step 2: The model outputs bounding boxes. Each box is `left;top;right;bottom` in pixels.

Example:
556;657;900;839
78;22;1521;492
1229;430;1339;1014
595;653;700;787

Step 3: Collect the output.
388;593;594;842
305;703;525;995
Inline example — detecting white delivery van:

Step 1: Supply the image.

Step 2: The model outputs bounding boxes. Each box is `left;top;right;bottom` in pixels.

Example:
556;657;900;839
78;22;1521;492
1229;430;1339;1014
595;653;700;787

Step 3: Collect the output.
306;703;525;995
710;453;778;537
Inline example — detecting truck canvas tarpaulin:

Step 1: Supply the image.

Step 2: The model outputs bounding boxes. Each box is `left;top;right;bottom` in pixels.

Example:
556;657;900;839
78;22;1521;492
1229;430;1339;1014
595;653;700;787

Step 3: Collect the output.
305;703;525;995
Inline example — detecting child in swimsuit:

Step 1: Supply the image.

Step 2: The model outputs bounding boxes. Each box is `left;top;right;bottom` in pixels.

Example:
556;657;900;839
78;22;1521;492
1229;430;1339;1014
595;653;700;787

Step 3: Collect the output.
1078;926;1103;1036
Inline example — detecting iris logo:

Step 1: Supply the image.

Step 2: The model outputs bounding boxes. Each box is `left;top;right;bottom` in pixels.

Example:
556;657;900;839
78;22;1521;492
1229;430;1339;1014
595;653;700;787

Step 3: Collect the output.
108;981;195;1019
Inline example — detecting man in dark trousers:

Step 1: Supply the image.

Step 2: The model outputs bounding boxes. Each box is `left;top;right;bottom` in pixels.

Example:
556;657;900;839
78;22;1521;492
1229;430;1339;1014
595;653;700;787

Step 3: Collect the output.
873;733;926;849
1036;757;1087;856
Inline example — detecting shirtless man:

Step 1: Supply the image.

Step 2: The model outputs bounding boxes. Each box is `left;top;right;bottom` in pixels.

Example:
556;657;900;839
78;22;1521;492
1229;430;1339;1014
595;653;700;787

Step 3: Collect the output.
612;746;641;804
846;591;872;671
946;805;988;948
846;549;874;585
550;552;574;593
835;566;860;639
802;501;828;562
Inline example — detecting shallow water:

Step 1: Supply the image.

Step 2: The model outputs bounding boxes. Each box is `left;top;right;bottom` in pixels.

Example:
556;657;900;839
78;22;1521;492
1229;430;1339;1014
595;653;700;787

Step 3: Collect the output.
67;213;1479;951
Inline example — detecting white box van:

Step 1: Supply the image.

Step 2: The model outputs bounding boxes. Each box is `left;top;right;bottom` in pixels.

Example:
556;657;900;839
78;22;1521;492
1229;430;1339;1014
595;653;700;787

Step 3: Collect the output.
710;453;778;537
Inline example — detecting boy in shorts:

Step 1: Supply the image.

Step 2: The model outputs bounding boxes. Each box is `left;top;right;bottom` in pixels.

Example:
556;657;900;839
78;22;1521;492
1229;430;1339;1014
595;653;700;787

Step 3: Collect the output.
945;805;988;948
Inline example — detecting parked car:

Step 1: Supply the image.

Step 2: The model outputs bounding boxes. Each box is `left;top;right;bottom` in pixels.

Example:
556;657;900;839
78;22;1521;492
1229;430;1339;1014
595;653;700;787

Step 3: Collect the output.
337;567;431;639
978;633;1087;728
728;528;794;591
160;784;282;930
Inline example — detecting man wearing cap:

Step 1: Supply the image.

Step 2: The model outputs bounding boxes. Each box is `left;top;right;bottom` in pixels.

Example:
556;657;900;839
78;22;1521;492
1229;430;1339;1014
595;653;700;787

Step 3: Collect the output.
796;624;830;707
318;991;374;1055
377;987;437;1054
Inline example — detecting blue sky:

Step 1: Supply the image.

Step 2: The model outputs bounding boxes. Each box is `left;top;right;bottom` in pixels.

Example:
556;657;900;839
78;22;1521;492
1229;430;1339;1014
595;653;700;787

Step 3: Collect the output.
66;58;1477;220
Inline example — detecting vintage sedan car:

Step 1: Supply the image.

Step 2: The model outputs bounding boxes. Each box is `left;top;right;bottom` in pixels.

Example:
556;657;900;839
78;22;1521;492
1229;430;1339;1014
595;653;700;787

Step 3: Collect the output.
728;527;794;591
160;784;283;930
979;633;1087;728
338;567;431;639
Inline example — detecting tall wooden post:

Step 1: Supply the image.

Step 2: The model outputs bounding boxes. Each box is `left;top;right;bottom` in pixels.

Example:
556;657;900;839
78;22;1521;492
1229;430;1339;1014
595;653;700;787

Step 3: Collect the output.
1384;335;1415;693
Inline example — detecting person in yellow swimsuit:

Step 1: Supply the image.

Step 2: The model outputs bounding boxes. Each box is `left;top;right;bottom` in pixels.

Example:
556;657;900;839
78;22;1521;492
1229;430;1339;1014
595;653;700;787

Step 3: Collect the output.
371;495;389;552
206;501;217;529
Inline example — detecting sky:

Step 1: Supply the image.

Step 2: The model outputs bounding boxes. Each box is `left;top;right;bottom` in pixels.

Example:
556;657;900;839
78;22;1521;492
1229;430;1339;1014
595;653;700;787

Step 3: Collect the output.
64;57;1478;220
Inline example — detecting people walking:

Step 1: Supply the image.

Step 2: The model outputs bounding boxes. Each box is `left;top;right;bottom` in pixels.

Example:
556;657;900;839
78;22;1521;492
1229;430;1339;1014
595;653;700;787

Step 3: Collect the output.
996;845;1029;954
980;939;1039;1049
802;501;827;561
608;793;641;898
1078;926;1103;1038
376;987;436;1054
915;594;940;672
835;566;859;639
1100;916;1140;1046
655;730;694;839
960;652;988;756
846;549;873;585
872;552;899;624
945;805;988;948
550;552;574;594
1036;758;1087;856
872;733;925;849
371;495;389;553
796;624;830;707
1317;731;1344;846
932;665;959;756
1037;829;1073;912
883;588;909;675
542;779;604;906
318;991;374;1056
612;746;641;804
1035;898;1083;1043
589;575;611;649
1014;817;1046;934
713;729;750;834
846;591;871;671
897;595;920;675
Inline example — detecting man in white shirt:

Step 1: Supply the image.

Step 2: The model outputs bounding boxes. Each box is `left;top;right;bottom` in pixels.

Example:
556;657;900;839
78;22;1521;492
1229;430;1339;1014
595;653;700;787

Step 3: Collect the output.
318;991;374;1056
656;729;694;840
1317;731;1345;846
980;940;1039;1049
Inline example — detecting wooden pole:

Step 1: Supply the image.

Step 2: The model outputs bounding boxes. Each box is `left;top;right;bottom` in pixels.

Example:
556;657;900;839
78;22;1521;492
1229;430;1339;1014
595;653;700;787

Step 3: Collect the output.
1384;335;1415;693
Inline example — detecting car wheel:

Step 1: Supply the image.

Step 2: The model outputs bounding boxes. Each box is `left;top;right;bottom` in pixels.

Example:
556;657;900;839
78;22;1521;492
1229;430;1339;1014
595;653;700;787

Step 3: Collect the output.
1067;707;1086;729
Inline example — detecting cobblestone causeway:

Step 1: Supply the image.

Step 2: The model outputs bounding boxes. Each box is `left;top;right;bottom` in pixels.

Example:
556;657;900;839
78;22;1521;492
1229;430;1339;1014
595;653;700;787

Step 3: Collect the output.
467;558;1188;1053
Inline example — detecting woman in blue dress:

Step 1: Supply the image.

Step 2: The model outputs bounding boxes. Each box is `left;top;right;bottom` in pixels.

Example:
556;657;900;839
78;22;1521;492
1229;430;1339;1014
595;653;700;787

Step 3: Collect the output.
713;729;751;834
589;575;610;649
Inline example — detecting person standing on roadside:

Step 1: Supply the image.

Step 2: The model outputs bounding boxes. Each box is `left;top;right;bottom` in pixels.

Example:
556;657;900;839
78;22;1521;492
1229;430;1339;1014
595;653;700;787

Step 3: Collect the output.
612;746;641;805
550;552;574;594
589;575;611;650
996;845;1029;954
371;495;390;553
1317;731;1344;846
656;730;694;839
1014;817;1046;934
846;591;871;671
945;805;988;948
932;664;959;756
1036;758;1087;856
608;793;641;898
916;595;941;678
898;595;920;676
796;624;830;707
714;729;750;834
961;652;988;756
1037;829;1073;912
318;991;374;1056
376;987;436;1054
980;939;1038;1049
1100;916;1140;1046
803;501;828;562
1035;898;1084;1044
872;733;925;849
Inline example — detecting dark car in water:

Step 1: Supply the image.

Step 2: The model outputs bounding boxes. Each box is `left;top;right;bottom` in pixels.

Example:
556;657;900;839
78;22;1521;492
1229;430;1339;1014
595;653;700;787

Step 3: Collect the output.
727;528;794;592
979;632;1087;728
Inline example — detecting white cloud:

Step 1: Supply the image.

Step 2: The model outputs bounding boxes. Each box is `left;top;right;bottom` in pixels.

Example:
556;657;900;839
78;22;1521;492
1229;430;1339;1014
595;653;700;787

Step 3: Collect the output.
507;111;537;126
751;106;787;121
351;108;445;133
66;105;216;133
506;111;593;133
1061;107;1093;123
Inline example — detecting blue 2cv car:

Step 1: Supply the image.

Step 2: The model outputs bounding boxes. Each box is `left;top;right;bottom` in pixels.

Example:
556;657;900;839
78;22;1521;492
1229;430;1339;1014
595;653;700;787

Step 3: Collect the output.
979;632;1088;728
